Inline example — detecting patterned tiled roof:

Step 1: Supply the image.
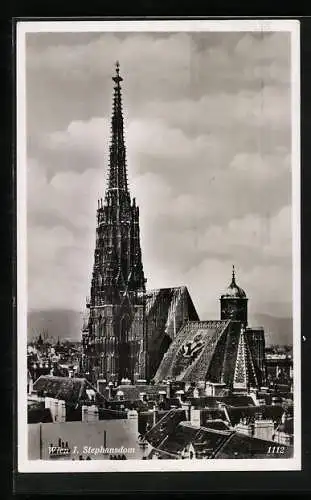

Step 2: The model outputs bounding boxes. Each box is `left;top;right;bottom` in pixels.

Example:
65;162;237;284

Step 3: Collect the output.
153;320;232;383
154;319;264;389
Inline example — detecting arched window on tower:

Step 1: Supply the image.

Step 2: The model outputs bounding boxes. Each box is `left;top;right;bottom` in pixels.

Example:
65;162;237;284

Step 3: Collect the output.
119;314;131;379
120;314;131;344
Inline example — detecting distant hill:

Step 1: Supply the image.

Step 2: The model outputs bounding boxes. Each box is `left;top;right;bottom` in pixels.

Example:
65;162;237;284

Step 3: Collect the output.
27;309;293;346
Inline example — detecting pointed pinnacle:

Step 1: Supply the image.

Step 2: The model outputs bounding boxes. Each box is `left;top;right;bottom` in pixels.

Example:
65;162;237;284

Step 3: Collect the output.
232;264;236;283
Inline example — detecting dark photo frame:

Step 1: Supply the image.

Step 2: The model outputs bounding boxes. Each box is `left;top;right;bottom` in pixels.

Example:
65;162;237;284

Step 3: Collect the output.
6;13;311;496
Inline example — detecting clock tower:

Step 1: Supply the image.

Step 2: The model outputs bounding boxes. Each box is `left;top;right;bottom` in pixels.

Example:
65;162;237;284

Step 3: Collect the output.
220;265;248;326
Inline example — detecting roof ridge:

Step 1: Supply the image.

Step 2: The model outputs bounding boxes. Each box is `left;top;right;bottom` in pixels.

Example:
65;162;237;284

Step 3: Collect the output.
198;425;233;436
211;431;236;458
37;374;87;382
147;286;187;293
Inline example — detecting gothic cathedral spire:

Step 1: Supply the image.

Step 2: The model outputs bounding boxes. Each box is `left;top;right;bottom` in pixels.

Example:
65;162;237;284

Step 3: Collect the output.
89;62;146;307
107;61;129;193
82;63;147;384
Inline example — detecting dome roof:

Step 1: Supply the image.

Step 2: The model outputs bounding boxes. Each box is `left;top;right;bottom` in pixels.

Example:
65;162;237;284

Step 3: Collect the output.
221;266;247;299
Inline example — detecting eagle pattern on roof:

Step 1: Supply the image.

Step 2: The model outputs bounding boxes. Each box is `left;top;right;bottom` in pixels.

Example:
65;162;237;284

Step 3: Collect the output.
153;320;235;383
154;320;264;389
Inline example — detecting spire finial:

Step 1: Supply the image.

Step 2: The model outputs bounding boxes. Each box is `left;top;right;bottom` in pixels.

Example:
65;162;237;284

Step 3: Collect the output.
232;264;236;284
113;61;123;84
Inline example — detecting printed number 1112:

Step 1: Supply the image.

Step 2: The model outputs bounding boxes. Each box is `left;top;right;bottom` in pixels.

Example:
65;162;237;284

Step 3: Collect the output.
267;446;285;454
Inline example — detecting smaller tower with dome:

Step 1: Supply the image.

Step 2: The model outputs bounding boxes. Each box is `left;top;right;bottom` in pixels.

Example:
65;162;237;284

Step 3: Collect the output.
220;265;248;325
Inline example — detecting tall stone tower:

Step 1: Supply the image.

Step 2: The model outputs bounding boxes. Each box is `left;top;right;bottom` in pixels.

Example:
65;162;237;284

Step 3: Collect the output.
81;62;147;384
220;265;248;326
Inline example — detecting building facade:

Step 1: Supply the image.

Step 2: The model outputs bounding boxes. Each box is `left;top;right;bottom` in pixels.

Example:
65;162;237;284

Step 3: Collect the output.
80;65;266;390
154;267;266;391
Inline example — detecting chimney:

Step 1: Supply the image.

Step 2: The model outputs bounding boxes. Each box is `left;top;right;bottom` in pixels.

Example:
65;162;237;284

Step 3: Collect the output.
58;400;66;422
97;379;107;394
139;392;147;402
82;405;99;422
116;390;125;401
187;402;191;421
127;409;138;422
175;390;185;404
254;419;274;442
193;387;199;399
190;407;201;428
152;405;158;427
82;405;88;422
121;378;131;386
271;396;280;406
107;382;114;400
28;376;33;395
166;381;171;399
136;379;147;386
87;405;99;422
158;390;167;403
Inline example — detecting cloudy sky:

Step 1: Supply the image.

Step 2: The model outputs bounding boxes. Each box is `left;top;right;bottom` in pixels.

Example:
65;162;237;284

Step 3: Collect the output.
26;29;293;321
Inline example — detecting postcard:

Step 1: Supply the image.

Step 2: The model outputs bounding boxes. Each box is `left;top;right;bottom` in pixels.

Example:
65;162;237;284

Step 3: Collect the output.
16;19;301;472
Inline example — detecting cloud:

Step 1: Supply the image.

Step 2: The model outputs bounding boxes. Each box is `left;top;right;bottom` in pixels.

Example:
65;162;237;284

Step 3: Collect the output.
26;31;290;136
182;257;292;320
27;224;90;311
197;205;292;261
26;32;290;94
27;158;100;230
25;30;293;317
229;151;291;181
32;110;291;207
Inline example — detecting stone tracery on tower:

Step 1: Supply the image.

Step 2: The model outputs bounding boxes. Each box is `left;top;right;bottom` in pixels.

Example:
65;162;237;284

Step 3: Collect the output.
81;63;146;384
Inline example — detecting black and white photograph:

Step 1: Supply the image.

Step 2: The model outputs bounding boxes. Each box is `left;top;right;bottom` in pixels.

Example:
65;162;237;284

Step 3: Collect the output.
17;19;300;472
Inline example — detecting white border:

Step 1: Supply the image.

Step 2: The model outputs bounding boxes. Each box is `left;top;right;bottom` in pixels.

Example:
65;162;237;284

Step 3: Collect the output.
17;19;301;473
